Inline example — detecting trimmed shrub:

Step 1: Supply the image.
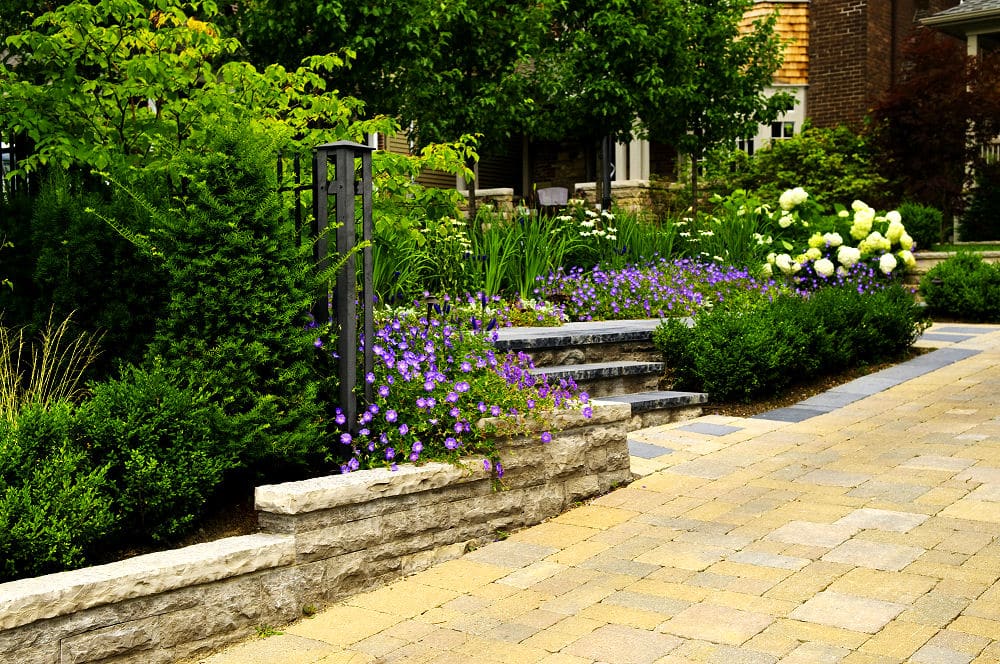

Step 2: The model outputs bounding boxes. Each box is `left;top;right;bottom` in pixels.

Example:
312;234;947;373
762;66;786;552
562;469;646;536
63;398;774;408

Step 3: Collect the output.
76;363;240;544
655;284;927;402
897;201;944;251
920;252;1000;322
0;401;114;581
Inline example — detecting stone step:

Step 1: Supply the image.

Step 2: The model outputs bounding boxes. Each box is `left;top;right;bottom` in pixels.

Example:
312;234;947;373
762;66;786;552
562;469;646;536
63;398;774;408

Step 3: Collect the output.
601;390;708;431
497;319;706;427
528;360;665;398
494;319;666;366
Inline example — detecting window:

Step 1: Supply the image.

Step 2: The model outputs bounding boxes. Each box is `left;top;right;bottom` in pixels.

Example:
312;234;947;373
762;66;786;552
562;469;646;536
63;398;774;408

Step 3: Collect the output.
771;121;795;140
737;136;755;156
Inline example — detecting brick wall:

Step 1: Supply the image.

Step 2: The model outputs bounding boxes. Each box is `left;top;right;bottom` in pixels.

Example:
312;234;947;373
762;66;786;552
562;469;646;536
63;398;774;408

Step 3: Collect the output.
808;0;961;129
808;0;870;127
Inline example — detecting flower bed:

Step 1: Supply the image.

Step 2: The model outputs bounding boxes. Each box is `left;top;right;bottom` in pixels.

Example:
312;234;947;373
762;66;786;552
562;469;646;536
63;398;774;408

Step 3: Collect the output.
0;401;630;664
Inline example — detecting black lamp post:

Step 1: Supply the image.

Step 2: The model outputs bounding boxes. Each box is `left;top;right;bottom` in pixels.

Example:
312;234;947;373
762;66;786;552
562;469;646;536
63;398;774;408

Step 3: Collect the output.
312;141;375;432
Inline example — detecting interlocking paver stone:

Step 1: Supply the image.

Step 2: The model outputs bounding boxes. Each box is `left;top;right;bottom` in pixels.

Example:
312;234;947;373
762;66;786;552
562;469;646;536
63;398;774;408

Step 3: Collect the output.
465;540;561;569
821;538;925;571
728;551;811;570
835;507;930;532
789;591;906;633
779;641;850;663
660;603;774;645
561;624;683;663
797;469;871;487
910;644;974;664
766;521;857;548
900;455;977;473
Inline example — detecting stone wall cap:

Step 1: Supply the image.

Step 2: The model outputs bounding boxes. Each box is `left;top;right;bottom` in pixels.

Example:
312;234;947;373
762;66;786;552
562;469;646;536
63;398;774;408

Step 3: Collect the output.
0;533;294;631
256;461;487;515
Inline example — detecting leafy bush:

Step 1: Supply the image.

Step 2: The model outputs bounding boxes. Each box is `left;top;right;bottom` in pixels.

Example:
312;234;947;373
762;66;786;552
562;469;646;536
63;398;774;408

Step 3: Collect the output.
655;284;927;402
0;401;114;581
897;201;944;250
710;125;889;208
75;363;241;544
960;163;1000;242
920;253;1000;322
654;297;818;402
809;284;928;367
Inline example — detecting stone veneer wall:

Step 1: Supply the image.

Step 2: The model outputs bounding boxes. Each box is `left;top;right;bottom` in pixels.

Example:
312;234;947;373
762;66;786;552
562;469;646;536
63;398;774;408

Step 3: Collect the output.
0;402;632;664
574;180;684;212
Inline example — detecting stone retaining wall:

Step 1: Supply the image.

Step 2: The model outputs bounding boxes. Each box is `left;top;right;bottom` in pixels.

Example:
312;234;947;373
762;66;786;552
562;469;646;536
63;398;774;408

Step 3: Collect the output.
0;402;632;664
574;180;684;212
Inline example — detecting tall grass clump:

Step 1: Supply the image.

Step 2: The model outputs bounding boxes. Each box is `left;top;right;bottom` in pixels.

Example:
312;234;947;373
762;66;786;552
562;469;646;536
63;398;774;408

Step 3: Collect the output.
0;310;102;423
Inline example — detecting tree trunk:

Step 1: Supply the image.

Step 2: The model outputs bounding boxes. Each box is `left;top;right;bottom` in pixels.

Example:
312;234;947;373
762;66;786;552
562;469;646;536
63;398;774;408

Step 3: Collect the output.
689;153;699;217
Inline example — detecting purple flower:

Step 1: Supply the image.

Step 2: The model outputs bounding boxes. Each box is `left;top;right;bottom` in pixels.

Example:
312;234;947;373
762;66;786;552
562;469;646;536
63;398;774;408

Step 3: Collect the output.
483;459;492;472
446;391;459;404
455;381;470;393
496;462;504;478
398;423;409;436
340;432;352;445
365;372;376;384
540;431;552;444
444;437;458;450
386;409;398;423
386;447;395;460
378;385;390;398
335;410;347;426
582;406;593;418
412;440;424;454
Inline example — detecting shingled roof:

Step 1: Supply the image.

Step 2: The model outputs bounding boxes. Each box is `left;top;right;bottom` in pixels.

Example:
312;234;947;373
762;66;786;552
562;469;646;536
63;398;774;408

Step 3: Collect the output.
923;0;1000;37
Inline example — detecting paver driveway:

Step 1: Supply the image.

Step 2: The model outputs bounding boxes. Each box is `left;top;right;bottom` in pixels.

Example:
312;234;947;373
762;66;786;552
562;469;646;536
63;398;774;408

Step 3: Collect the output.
199;325;1000;664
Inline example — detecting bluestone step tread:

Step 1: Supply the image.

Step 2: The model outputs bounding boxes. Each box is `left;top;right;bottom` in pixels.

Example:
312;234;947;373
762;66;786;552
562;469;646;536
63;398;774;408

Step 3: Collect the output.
528;360;664;381
601;390;708;413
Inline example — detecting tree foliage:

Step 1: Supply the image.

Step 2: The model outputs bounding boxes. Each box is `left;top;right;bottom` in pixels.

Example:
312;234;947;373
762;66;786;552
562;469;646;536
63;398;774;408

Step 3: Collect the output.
0;0;378;176
872;27;1000;221
643;0;792;203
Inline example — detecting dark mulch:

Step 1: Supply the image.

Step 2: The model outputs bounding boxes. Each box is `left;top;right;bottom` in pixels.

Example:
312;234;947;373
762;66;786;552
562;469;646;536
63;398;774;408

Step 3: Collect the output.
702;347;931;418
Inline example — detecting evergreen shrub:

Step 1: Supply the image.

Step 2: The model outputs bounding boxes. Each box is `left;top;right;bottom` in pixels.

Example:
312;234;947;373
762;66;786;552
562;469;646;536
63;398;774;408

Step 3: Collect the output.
654;284;927;402
920;253;1000;322
897;201;943;250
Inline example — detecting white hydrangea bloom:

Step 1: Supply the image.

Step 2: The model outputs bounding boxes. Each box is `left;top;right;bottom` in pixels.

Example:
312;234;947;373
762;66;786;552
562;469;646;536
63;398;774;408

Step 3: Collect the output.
879;253;898;275
899;233;914;250
851;200;868;212
805;247;822;261
898;249;916;269
814;257;835;277
823;232;844;247
886;210;902;225
808;233;826;249
779;187;809;211
886;220;906;244
775;253;798;274
778;213;795;228
854;206;876;226
837;245;861;267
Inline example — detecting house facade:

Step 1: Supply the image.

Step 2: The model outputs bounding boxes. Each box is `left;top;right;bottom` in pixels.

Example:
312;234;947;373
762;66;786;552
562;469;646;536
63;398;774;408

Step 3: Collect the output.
399;0;964;208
